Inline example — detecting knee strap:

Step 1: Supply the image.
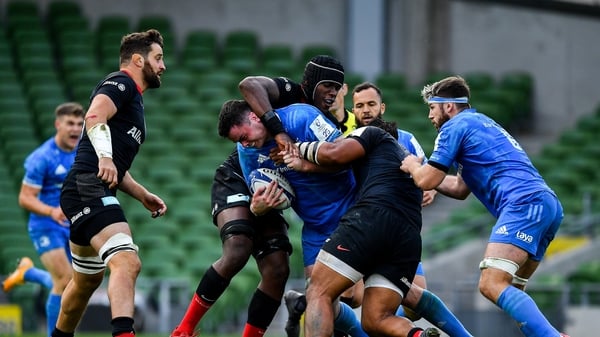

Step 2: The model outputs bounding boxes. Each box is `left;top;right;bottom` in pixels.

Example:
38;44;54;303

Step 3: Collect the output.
479;257;519;275
220;219;255;242
72;254;106;275
255;234;292;260
98;232;138;264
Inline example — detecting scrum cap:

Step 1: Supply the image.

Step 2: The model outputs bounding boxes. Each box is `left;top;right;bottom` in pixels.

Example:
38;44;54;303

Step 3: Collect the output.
302;55;344;102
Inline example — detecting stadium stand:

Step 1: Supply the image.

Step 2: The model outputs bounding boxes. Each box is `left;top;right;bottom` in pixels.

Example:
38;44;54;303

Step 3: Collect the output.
1;2;597;332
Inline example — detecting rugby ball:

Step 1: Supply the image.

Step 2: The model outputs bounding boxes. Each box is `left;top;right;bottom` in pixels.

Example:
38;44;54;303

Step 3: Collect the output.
249;168;295;210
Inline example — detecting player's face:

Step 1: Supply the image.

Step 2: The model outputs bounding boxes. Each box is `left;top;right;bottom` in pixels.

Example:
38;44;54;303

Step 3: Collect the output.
228;118;269;148
143;43;166;89
352;88;385;126
55;115;84;151
428;103;451;131
313;81;341;114
329;83;348;116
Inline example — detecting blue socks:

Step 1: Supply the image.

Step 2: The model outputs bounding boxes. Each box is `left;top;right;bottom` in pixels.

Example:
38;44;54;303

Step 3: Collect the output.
46;294;61;337
497;286;560;337
24;267;53;289
412;289;473;337
333;301;368;337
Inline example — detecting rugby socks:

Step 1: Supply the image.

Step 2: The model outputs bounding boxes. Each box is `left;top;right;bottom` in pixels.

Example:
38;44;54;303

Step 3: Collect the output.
243;289;281;337
111;316;135;337
46;294;61;337
24;267;53;289
413;289;473;337
176;266;230;333
333;302;368;337
51;327;73;337
497;286;560;337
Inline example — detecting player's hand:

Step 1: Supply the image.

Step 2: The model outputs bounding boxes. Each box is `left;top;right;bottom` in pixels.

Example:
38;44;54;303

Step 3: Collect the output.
400;154;424;174
250;181;284;215
274;133;294;151
421;189;437;207
269;133;294;165
49;207;70;227
97;157;118;189
281;149;303;171
141;192;167;218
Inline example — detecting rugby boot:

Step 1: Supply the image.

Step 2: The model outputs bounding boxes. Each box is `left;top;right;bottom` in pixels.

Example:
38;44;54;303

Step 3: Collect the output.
2;257;33;292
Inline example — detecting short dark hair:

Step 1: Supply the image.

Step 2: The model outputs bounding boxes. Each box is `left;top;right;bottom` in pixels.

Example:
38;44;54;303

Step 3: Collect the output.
55;102;85;118
351;81;383;102
368;116;398;140
421;76;471;109
120;29;163;64
217;99;252;138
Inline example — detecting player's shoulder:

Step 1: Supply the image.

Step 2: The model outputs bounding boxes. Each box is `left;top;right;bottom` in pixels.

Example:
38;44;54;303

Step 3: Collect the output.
98;71;136;92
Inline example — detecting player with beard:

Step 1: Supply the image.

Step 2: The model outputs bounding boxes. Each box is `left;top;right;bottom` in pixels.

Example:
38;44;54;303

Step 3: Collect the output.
53;29;167;337
170;55;361;337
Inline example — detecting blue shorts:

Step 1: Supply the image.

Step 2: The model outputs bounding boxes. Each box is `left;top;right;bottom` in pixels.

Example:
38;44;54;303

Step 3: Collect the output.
415;261;425;276
489;191;563;261
301;225;335;267
28;224;71;260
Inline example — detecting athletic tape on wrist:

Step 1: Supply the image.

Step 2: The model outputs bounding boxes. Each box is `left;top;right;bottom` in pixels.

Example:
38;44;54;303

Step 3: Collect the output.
260;109;285;135
297;141;323;165
88;123;113;159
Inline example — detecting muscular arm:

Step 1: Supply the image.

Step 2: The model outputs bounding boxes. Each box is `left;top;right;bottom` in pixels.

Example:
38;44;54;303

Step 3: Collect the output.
400;154;446;190
238;76;281;117
239;76;292;148
119;171;167;217
435;174;471;200
18;184;67;224
316;138;365;166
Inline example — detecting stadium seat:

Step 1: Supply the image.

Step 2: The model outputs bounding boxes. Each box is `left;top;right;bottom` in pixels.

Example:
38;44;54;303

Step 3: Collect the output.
463;71;495;91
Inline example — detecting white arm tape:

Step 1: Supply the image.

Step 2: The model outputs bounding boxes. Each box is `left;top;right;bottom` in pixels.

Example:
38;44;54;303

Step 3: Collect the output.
88;123;113;159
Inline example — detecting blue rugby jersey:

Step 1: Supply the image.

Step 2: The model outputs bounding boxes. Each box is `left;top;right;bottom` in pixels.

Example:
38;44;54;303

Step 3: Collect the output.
237;103;357;236
428;108;552;217
23;138;76;229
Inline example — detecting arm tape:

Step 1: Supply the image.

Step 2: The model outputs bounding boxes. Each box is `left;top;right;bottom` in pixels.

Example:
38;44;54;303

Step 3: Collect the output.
297;141;324;165
260;109;285;135
87;123;113;159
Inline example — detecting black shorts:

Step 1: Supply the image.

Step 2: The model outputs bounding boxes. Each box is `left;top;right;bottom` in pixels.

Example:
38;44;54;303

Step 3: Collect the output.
210;151;292;258
210;151;251;225
322;204;422;295
60;171;127;246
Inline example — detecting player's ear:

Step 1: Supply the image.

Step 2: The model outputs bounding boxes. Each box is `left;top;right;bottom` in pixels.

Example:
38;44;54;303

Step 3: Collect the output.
132;53;144;68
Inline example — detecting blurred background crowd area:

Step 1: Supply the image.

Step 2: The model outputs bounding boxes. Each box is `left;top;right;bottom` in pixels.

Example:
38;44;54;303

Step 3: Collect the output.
0;0;599;335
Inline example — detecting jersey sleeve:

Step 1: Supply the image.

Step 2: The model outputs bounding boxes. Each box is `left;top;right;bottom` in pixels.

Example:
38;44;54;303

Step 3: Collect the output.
22;150;47;189
93;74;136;110
428;119;465;170
272;77;304;107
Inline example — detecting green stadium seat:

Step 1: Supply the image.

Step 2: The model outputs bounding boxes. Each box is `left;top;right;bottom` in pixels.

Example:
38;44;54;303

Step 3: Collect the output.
463;71;495;91
97;15;130;36
375;72;407;92
224;30;259;55
47;1;82;18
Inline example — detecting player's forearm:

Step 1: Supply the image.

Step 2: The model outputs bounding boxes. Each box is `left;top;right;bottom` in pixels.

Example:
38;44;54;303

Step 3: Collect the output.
118;171;149;201
19;195;54;217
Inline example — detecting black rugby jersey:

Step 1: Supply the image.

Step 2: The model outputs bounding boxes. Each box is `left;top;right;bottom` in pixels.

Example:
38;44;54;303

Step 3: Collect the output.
71;71;145;183
347;126;422;226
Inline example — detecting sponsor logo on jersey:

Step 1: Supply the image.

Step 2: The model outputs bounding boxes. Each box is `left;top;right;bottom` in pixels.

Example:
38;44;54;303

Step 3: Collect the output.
309;115;335;140
127;126;143;144
495;225;509;235
516;230;533;243
70;207;91;224
55;164;67;175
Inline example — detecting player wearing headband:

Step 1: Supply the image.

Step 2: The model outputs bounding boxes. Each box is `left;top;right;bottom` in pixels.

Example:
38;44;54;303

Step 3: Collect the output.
401;75;569;337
